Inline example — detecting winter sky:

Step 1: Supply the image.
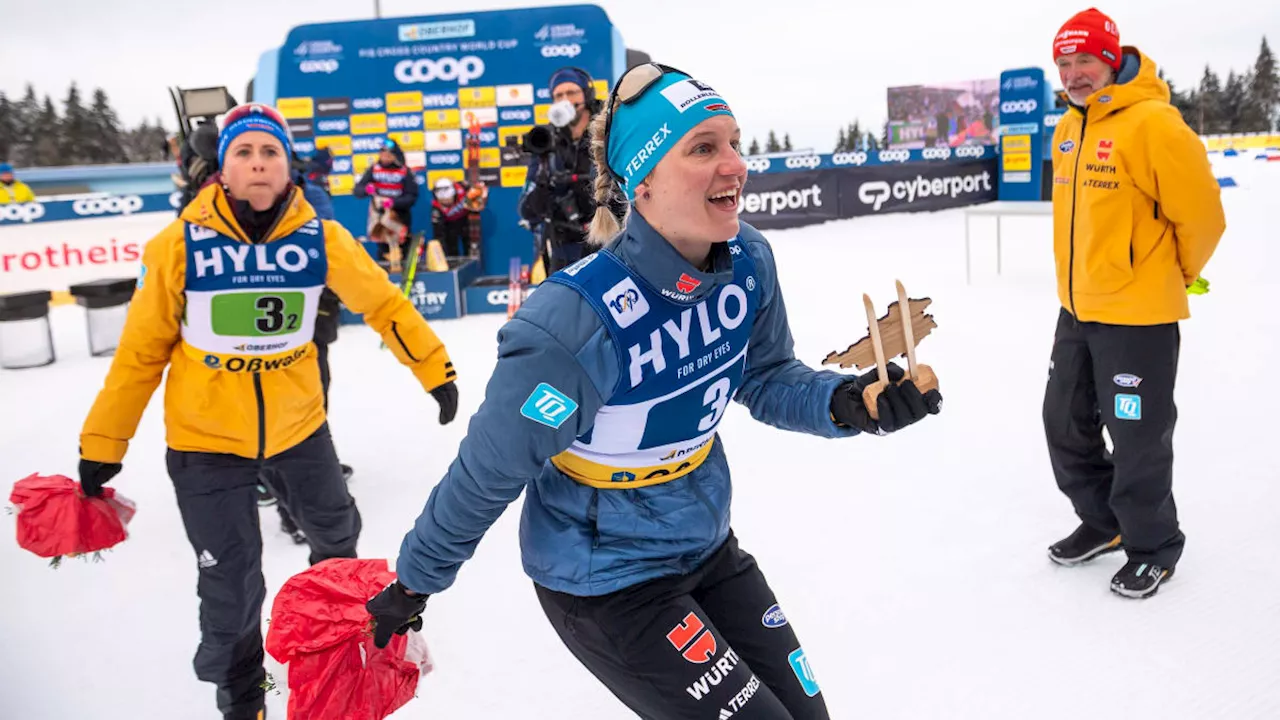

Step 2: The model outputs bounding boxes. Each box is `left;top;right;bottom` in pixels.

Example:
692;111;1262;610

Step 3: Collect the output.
2;0;1277;153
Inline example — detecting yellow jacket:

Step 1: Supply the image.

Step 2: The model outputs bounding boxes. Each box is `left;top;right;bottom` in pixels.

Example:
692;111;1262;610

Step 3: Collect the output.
0;181;35;204
1050;47;1225;325
80;183;455;463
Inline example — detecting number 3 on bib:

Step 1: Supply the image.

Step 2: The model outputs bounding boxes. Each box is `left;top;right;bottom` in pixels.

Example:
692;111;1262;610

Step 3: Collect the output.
211;292;304;337
698;378;732;432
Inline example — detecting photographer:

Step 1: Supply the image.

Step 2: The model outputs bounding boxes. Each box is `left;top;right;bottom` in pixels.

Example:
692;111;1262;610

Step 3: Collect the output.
517;67;620;273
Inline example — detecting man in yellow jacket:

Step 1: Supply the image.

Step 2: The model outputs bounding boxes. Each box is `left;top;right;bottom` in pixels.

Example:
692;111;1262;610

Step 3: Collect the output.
1042;8;1225;600
76;104;458;720
0;163;36;203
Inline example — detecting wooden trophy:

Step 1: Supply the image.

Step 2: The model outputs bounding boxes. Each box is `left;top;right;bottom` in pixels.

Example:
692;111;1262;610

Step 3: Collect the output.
822;280;939;420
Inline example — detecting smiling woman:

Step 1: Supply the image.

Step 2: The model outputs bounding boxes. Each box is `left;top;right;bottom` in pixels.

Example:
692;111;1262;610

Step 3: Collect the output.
367;63;942;720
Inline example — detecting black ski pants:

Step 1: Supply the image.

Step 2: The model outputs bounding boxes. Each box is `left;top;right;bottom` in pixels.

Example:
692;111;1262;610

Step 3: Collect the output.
1043;308;1184;567
166;423;361;716
536;532;829;719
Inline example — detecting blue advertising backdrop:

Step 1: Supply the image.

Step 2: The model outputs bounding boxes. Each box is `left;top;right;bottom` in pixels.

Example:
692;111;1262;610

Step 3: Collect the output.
269;5;626;276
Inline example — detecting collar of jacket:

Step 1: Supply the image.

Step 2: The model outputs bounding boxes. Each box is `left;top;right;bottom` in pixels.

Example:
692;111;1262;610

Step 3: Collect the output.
179;182;316;243
1059;46;1169;121
609;206;735;304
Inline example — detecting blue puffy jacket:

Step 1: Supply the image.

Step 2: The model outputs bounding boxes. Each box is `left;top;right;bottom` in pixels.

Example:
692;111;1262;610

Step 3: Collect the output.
397;210;860;597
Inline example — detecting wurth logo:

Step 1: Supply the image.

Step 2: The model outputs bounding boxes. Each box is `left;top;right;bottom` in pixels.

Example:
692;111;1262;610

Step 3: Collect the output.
676;273;701;294
668;612;718;664
1096;139;1113;161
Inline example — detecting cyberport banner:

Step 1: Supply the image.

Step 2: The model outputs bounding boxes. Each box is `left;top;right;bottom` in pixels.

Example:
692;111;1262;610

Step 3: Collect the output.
274;5;624;275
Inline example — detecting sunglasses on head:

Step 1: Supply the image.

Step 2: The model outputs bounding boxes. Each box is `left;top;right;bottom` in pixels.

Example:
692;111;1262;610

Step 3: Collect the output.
603;62;690;185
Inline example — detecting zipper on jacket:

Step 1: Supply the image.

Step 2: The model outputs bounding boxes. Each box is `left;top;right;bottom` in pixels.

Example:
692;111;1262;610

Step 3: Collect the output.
1067;110;1088;324
587;491;600;549
253;373;266;460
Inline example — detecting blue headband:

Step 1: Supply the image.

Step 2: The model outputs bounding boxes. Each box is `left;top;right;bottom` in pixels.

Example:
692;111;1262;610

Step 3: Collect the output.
606;72;735;201
217;113;292;169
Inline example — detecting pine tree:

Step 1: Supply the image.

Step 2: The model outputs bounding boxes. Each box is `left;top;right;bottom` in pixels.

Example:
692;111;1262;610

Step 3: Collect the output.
88;88;127;164
748;137;760;156
864;132;880;152
59;82;95;165
835;127;846;153
848;121;862;151
1162;70;1197;129
1197;66;1223;134
1221;70;1249;133
880;121;890;149
32;95;62;166
1246;37;1279;132
765;130;780;153
0;93;13;163
11;84;41;167
782;133;792;152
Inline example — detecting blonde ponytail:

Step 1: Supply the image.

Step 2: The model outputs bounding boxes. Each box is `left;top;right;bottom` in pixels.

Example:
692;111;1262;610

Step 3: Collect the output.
587;102;627;246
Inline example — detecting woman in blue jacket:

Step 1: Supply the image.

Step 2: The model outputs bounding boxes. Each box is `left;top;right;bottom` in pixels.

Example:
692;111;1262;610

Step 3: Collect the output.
368;64;942;719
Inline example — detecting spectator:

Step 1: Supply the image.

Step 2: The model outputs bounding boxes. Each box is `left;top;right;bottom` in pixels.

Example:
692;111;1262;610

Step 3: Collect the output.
0;163;36;204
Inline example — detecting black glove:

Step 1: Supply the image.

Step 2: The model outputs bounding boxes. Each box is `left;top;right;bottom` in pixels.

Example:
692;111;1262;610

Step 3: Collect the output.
78;458;122;497
366;580;429;649
830;362;942;435
431;381;459;425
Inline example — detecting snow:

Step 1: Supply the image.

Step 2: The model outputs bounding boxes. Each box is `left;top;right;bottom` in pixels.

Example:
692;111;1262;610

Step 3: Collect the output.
4;156;1279;719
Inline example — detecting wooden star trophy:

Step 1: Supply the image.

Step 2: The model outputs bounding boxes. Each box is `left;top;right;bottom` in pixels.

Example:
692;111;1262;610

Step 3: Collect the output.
822;280;939;420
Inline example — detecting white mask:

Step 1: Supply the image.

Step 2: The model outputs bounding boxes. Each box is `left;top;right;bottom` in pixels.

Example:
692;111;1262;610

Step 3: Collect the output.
548;100;577;128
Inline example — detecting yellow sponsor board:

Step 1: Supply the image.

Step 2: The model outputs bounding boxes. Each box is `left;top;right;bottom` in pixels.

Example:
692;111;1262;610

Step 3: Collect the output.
499;125;533;148
534;104;551;126
352;153;379;175
593;79;609;101
1203;133;1280;151
501;166;529;188
462;147;501;169
328;174;354;196
350;113;388;135
1002;134;1032;152
314;135;352;156
459;87;497;108
1002;152;1032;172
424;109;461;131
428;169;466;187
388;131;425;151
385;91;423;114
276;97;314;119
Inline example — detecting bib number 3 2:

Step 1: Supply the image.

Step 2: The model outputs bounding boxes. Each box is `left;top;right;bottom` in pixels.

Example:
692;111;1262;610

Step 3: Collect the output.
211;291;304;337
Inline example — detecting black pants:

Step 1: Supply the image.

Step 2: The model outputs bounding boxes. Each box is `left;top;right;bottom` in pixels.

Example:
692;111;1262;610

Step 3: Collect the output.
167;423;361;716
435;217;469;257
316;340;331;412
1043;308;1184;567
536;532;829;719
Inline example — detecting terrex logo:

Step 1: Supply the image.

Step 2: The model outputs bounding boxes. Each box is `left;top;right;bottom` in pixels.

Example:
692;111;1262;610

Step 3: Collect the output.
858;171;993;211
0;202;46;223
394;56;485;86
1001;99;1038;114
73;195;144;217
738;184;823;216
668;612;718;664
540;44;582;58
784;155;821;169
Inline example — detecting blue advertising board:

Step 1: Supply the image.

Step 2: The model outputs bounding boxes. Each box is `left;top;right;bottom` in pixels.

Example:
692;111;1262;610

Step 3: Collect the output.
996;68;1052;201
0;192;180;226
271;5;626;276
744;145;994;175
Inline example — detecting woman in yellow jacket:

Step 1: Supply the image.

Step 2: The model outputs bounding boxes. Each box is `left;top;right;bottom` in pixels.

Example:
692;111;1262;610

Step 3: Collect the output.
1042;9;1225;600
76;104;459;720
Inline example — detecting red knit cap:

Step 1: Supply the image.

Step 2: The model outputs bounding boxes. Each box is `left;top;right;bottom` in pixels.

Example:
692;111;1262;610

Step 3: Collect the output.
1053;8;1122;71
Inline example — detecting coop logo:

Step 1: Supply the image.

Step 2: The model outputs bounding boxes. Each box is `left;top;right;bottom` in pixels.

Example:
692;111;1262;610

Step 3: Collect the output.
352;97;384;111
300;59;339;74
500;108;533;122
878;149;911;163
921;147;952;161
428;152;462;165
858;171;993;211
1044;113;1063;128
954;145;985;159
422;93;458;109
316;118;349;133
667;612;718;665
330;158;352;174
1001;99;1038;115
784;154;821;169
738;185;823;216
744;157;772;172
72;195;144;217
387;114;422;130
603;277;649;329
0;202;46;223
293;140;315;154
540;44;582;58
394;56;485;86
831;151;868;166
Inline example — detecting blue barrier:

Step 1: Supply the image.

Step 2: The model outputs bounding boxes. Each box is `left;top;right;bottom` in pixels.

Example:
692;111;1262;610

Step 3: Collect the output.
1217;177;1238;187
745;145;994;175
0;192;180;226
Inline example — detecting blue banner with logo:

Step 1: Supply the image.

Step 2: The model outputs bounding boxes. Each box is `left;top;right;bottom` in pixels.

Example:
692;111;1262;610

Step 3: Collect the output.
744;145;994;175
273;5;625;276
0;192;180;226
997;68;1052;201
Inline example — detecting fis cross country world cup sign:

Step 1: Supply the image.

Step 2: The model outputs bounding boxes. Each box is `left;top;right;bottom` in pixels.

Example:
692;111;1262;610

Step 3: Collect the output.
273;6;624;276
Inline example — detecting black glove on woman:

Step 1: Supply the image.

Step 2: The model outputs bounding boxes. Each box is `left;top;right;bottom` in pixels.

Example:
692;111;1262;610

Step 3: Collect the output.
830;362;942;435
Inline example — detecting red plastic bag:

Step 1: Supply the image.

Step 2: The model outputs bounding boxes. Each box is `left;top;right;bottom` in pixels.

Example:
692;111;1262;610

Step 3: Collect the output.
265;558;432;720
10;473;136;565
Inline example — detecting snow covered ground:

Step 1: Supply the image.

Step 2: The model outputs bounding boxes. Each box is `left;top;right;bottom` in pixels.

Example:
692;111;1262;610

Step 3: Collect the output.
3;155;1278;719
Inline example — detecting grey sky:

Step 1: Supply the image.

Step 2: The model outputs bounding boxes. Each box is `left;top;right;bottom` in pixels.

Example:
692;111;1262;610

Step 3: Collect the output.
2;0;1277;152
